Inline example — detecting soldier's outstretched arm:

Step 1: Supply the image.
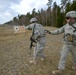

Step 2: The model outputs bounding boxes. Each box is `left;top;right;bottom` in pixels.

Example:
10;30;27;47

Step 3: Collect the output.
24;24;34;30
45;30;51;34
50;26;65;35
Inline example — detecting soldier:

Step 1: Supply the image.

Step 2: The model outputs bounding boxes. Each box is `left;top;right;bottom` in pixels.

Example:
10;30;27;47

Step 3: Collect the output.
46;11;76;75
25;18;46;64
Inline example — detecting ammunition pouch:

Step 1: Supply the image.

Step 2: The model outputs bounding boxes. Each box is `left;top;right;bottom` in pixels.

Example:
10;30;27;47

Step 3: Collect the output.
64;33;76;45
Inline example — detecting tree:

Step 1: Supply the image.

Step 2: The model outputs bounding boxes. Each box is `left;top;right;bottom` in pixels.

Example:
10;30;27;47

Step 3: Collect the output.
13;17;19;25
46;0;53;26
52;2;58;26
56;6;64;28
32;8;36;17
61;0;71;12
70;0;76;11
65;2;71;12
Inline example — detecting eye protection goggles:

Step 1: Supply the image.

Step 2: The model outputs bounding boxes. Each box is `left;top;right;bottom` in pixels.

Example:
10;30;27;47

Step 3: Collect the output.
66;17;71;19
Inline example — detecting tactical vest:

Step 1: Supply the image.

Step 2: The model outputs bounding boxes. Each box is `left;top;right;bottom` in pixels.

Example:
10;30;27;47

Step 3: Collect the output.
71;25;76;32
64;33;76;42
35;24;45;37
63;24;76;45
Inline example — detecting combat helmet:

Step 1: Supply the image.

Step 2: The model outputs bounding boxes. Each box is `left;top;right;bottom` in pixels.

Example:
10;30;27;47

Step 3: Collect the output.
30;18;37;23
66;11;76;18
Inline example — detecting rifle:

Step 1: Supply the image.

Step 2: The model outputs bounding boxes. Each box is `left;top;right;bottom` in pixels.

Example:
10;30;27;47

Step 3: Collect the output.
30;24;36;49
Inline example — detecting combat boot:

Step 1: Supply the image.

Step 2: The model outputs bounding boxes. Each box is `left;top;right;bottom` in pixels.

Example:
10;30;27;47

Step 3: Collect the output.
52;69;63;75
72;65;76;70
29;60;37;65
41;57;46;61
41;58;45;61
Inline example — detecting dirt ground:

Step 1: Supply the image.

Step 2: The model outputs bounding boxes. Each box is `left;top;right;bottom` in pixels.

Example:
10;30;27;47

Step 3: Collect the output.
0;25;76;75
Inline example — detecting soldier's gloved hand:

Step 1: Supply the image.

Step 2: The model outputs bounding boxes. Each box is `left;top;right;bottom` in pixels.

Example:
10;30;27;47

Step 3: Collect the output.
45;30;51;34
45;30;49;32
48;31;51;34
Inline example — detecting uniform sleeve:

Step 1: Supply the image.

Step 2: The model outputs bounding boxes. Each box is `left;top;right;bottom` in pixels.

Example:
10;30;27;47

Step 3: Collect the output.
24;26;29;29
51;25;65;35
24;24;34;30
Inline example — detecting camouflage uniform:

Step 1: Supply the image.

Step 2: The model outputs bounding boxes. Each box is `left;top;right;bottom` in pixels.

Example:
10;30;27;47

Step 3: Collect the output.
46;11;76;74
25;18;46;63
51;23;76;70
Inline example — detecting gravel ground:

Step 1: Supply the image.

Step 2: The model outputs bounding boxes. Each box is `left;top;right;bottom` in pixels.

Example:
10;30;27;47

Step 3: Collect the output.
0;25;76;75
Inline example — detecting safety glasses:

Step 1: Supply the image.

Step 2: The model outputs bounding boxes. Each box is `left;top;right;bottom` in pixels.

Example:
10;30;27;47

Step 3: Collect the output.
66;17;71;20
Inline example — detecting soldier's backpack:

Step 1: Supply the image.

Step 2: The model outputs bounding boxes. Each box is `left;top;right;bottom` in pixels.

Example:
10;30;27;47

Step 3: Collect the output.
35;24;45;38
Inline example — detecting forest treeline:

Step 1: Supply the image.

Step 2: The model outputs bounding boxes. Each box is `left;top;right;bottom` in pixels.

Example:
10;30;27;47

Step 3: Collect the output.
4;0;76;28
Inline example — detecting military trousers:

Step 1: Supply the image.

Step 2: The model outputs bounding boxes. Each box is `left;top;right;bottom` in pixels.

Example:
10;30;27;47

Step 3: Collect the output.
33;37;46;60
58;43;76;70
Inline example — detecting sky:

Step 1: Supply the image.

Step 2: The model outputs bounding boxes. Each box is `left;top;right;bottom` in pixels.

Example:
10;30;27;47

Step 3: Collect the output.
0;0;61;24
